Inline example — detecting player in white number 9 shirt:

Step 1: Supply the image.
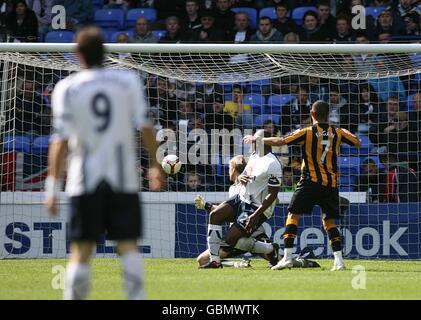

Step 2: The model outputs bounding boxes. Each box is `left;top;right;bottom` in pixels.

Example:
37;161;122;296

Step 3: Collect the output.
44;26;164;300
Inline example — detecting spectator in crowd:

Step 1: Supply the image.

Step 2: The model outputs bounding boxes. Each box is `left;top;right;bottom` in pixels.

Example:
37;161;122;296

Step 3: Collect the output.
281;85;312;134
230;11;253;43
174;80;196;101
270;74;299;95
389;0;419;35
377;31;392;43
250;16;283;43
408;91;421;153
283;31;300;43
316;0;336;39
333;14;354;43
25;0;53;34
272;2;299;36
373;10;399;39
369;55;406;102
159;16;184;43
131;17;158;43
223;84;253;129
355;82;380;135
352;32;378;75
379;152;419;202
147;76;177;129
383;111;418;153
308;76;328;102
5;0;38;42
189;115;205;131
213;0;235;39
358;158;387;203
184;172;206;191
402;11;420;36
184;0;202;33
299;10;330;42
262;119;289;166
196;82;223;112
116;32;129;43
54;0;93;30
177;99;195;122
280;166;297;192
190;10;225;42
105;0;137;10
327;85;357;133
204;94;234;131
14;78;49;135
370;95;399;148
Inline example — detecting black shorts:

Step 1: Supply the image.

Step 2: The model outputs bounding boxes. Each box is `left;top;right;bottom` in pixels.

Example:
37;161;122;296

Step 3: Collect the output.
288;180;340;219
225;194;267;233
69;183;142;242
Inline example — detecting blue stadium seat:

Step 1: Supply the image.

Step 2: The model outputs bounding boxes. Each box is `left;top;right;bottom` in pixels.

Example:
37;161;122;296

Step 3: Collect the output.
338;156;360;175
101;28;118;42
340;135;373;156
339;175;356;186
110;30;134;42
125;8;157;27
259;7;277;20
339;185;354;192
291;6;316;25
231;7;258;29
45;31;74;43
266;94;295;113
254;114;280;127
2;135;31;153
224;93;232;102
92;0;105;11
244;94;265;114
152;30;167;39
32;136;50;155
94;9;125;29
223;83;233;93
249;79;271;93
365;6;385;19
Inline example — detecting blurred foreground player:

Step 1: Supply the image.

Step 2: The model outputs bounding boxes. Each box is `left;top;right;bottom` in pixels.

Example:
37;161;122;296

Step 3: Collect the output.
44;26;164;299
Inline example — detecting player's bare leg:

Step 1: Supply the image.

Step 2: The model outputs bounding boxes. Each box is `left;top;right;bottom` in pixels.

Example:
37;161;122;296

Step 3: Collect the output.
323;218;346;271
225;225;279;266
64;241;95;300
201;202;235;268
117;240;145;299
272;212;301;270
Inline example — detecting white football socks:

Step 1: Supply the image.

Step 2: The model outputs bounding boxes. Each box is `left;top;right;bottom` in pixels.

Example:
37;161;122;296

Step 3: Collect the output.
207;224;222;263
333;251;344;264
283;248;293;261
122;251;145;300
64;262;91;300
235;237;274;254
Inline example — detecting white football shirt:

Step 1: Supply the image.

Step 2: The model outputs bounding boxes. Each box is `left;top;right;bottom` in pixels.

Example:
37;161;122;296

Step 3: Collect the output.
239;152;282;218
51;69;148;196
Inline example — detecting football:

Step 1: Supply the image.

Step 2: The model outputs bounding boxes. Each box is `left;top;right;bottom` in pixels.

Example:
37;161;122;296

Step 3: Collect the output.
161;154;182;175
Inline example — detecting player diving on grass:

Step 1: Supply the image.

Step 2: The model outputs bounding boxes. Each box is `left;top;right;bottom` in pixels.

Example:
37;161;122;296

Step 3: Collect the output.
195;155;274;268
244;100;361;271
200;129;282;269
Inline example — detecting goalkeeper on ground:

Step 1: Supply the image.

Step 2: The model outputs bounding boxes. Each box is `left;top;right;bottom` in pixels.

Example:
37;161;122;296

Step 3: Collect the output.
195;155;320;269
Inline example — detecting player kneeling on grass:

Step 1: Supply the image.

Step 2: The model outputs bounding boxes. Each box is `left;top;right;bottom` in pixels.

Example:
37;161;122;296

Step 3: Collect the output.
195;155;320;269
195;155;273;268
200;130;282;269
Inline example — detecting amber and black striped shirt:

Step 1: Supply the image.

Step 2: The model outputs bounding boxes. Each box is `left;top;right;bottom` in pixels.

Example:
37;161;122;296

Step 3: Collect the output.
284;123;361;188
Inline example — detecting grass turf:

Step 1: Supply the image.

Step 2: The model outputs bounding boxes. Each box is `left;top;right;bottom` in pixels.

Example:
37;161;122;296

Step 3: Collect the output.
0;258;420;300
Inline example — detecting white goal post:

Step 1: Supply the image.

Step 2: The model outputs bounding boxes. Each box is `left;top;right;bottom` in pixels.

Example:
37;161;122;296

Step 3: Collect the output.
0;43;420;260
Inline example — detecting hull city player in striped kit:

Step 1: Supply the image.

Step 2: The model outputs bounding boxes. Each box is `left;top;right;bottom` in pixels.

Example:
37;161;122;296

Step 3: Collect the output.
244;100;361;271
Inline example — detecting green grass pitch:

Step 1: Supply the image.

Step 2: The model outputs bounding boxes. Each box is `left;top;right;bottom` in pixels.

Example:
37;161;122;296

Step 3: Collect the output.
0;258;420;300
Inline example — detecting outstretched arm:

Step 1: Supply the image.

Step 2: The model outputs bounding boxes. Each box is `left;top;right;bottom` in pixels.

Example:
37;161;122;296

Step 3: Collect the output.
243;135;286;146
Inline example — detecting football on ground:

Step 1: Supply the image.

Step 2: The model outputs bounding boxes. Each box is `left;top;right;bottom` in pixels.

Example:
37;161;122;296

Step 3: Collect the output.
161;154;182;175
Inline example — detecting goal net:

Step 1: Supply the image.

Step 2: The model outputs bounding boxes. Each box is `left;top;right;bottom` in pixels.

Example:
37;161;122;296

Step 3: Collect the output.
0;43;420;260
